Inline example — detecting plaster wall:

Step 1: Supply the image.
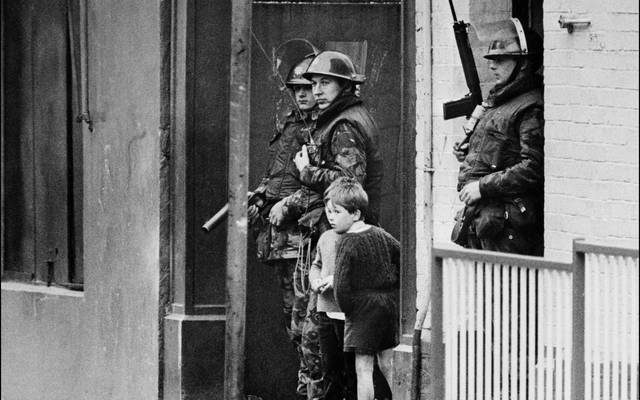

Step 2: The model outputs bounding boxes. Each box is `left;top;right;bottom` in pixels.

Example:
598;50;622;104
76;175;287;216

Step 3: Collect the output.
1;1;162;399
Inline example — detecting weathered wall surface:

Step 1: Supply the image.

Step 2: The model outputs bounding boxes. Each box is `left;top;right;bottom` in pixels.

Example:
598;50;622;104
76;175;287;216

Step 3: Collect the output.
1;1;161;399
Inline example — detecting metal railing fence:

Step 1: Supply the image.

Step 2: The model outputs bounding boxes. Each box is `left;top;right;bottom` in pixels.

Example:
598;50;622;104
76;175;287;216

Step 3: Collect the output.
430;240;639;400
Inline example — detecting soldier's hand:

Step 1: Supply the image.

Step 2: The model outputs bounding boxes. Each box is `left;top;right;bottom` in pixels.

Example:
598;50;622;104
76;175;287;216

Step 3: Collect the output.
248;204;259;221
294;144;310;172
310;278;324;293
459;181;481;205
269;199;287;226
452;142;469;162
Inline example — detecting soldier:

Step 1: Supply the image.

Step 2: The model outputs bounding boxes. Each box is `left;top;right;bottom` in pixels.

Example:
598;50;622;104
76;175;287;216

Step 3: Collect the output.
270;50;385;400
248;54;321;400
452;18;545;256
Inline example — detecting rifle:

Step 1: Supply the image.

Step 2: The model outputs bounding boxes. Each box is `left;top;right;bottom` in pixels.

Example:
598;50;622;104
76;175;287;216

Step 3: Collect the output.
202;192;264;232
443;0;483;128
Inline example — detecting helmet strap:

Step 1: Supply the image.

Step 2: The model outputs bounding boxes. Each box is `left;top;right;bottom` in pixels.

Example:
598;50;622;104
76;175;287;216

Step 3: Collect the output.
506;57;524;85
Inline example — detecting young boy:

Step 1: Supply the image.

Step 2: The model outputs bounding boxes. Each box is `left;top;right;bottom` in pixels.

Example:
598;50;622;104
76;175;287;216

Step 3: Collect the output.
323;177;400;400
309;204;356;400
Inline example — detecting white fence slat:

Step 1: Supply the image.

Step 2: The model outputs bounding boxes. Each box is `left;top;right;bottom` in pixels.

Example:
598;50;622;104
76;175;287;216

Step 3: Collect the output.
518;267;526;400
476;262;484;400
545;271;553;400
461;259;468;400
563;272;572;400
484;263;492;400
629;255;638;400
528;268;536;400
553;270;561;400
537;267;545;400
585;253;595;400
443;258;453;400
510;266;517;399
493;262;501;400
468;262;475;400
502;264;509;399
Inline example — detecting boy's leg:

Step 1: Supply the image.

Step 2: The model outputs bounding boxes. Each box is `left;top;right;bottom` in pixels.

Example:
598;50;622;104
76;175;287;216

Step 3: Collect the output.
316;314;344;400
333;320;356;400
375;348;395;394
354;353;376;400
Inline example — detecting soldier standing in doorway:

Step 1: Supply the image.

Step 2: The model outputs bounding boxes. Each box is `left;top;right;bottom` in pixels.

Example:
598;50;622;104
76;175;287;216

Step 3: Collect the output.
248;53;323;400
271;50;386;400
452;18;545;256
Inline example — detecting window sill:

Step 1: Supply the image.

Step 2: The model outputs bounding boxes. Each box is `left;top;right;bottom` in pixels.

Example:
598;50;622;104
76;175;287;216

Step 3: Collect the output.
1;281;84;298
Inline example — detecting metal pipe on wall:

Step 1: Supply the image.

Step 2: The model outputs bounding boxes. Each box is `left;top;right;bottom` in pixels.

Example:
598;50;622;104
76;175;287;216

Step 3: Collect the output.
225;1;252;399
77;0;92;131
411;0;434;398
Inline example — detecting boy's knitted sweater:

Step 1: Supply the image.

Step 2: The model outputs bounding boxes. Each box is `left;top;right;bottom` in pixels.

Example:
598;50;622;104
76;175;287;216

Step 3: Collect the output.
310;229;342;313
334;226;400;315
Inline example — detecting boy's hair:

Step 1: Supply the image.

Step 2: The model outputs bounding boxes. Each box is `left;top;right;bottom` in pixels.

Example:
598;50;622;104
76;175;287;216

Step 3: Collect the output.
324;177;368;215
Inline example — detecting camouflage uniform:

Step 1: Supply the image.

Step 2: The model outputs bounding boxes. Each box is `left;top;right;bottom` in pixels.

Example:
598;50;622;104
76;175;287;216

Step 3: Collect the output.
250;109;322;399
279;92;384;399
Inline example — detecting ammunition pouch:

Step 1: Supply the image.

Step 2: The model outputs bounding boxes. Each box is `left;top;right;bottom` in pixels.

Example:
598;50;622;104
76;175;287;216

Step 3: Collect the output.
451;206;472;246
474;201;506;239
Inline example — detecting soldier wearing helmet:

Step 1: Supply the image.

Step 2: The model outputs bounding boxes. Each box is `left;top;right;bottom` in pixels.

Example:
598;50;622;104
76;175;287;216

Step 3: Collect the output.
269;50;385;400
248;53;322;400
272;50;383;225
453;18;545;256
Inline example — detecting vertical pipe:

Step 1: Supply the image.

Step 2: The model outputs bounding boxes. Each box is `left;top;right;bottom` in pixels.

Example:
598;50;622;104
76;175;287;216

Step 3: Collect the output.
410;0;429;395
77;0;92;131
158;0;174;398
477;262;484;399
572;245;585;400
225;1;251;399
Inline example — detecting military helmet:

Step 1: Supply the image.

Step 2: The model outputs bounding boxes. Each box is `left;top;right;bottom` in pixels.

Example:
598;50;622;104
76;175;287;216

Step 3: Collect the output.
285;54;315;88
302;50;366;84
484;18;542;59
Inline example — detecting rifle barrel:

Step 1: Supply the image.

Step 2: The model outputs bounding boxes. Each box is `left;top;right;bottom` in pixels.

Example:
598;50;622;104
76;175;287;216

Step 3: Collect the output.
202;203;230;232
448;0;458;22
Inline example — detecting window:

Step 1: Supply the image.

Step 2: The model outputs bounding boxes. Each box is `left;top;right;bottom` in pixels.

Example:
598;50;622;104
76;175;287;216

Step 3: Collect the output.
2;0;83;289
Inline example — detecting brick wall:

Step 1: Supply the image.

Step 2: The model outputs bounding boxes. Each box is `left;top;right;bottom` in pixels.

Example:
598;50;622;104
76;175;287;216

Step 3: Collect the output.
543;2;639;259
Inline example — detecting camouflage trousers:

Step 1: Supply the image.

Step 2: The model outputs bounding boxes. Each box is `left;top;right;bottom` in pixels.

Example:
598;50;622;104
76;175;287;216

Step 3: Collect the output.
273;260;329;399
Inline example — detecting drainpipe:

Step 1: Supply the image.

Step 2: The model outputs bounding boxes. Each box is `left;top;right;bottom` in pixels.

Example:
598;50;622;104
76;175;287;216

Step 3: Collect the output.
225;1;252;399
158;0;173;398
410;1;434;399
